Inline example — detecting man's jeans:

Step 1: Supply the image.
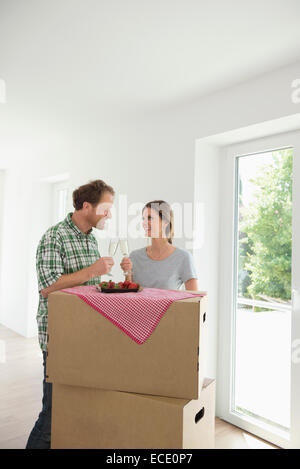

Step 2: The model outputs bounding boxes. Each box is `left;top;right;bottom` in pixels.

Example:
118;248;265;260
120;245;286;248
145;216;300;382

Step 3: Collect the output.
26;351;52;449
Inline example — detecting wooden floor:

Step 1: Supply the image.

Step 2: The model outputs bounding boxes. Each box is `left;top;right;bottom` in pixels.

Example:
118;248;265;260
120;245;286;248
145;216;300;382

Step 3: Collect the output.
0;323;278;450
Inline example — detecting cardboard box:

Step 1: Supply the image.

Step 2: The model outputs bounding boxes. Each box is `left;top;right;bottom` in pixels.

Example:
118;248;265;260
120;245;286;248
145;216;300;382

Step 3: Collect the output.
47;291;207;399
51;378;215;449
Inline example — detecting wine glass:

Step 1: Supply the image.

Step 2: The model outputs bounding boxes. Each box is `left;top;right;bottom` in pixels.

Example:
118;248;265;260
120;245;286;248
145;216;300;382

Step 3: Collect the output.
119;239;130;276
107;238;119;277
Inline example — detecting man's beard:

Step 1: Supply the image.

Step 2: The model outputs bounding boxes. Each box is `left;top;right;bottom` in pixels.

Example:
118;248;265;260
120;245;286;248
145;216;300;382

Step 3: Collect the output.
95;217;106;230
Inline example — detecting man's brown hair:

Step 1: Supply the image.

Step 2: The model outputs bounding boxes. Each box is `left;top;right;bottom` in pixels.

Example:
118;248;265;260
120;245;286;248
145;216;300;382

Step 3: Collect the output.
72;180;115;211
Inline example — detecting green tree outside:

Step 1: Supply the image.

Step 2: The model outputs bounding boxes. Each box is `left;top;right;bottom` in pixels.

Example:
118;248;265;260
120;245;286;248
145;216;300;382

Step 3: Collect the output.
238;149;293;301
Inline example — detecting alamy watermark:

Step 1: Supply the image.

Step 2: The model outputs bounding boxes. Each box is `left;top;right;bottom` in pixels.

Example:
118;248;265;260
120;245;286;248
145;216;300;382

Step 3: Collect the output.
291;78;300;104
95;195;205;250
292;338;300;365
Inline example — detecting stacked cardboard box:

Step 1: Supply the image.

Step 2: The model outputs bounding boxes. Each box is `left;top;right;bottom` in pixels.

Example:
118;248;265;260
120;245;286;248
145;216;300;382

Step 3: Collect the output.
47;290;215;449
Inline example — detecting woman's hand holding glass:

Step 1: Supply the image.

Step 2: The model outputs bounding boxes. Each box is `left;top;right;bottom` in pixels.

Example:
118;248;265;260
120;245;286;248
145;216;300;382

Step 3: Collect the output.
120;257;132;276
119;239;132;278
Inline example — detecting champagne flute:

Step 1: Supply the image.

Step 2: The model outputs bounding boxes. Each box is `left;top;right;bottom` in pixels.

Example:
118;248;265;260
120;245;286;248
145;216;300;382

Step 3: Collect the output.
119;239;130;276
107;238;119;277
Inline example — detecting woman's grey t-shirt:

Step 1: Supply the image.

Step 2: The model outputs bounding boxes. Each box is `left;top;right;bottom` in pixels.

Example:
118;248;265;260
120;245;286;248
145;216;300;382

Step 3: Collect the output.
129;247;197;290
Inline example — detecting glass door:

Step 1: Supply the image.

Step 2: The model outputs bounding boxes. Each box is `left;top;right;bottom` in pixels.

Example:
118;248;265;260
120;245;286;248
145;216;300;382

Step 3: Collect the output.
217;131;300;448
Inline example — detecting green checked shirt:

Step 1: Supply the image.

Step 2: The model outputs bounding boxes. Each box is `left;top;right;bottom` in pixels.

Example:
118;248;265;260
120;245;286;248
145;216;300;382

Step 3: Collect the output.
36;212;101;352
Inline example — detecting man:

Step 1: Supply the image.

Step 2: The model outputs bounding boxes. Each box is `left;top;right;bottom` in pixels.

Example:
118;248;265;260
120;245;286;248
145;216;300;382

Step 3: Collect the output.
26;179;115;449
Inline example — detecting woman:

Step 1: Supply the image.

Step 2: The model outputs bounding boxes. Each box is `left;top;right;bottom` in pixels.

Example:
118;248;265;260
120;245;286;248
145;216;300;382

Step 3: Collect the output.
121;200;198;290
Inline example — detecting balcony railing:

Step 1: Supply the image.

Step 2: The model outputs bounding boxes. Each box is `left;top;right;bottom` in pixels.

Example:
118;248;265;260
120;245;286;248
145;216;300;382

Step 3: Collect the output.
237;297;292;313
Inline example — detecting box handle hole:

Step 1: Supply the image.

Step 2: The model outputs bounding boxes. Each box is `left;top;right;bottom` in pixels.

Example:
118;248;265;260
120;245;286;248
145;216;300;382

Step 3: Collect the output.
195;407;205;424
203;313;206;323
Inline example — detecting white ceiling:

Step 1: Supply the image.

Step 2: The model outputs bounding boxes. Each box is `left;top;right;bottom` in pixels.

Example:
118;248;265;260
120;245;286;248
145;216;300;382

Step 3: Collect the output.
1;0;300;117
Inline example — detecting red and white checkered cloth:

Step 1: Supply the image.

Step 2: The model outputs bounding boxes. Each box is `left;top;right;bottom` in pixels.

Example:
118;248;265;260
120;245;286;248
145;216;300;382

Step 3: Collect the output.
61;286;206;344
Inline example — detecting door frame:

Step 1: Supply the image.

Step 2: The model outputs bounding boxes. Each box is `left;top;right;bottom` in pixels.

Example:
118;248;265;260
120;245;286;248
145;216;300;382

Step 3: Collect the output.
52;179;70;224
217;130;300;449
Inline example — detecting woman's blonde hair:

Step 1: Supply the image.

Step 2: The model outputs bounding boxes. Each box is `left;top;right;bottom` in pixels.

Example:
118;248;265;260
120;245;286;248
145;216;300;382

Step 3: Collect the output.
143;200;174;244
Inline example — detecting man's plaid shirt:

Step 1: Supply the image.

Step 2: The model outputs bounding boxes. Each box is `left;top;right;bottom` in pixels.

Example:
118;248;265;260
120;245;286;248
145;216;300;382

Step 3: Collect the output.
36;212;101;351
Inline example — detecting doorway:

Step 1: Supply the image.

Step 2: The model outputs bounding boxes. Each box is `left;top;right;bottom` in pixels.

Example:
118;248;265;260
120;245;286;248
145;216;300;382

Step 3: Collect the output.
217;131;300;448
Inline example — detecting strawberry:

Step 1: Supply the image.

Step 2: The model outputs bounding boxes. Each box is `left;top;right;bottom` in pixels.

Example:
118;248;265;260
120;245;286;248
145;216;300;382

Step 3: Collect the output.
107;281;115;289
128;282;139;289
123;280;131;289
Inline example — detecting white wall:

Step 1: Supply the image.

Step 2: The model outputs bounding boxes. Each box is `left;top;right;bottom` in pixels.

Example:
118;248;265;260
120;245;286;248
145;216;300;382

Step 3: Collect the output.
0;170;6;316
0;60;299;380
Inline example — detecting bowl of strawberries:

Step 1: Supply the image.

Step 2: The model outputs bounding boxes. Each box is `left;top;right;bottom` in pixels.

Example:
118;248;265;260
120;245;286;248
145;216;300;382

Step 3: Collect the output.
97;280;140;293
